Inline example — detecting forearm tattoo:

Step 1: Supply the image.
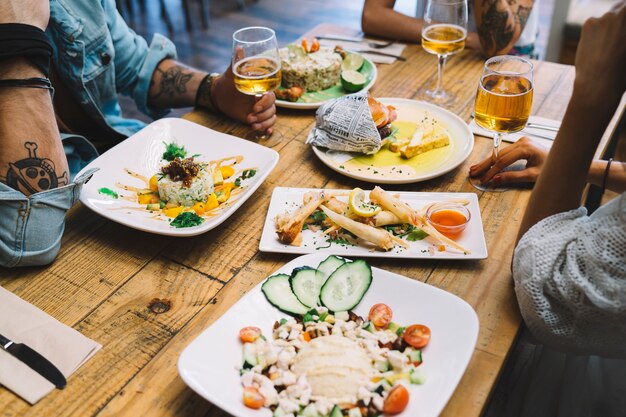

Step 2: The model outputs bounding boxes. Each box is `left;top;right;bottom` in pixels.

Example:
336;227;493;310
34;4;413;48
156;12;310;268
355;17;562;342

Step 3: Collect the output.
477;0;515;53
149;65;193;101
0;142;68;194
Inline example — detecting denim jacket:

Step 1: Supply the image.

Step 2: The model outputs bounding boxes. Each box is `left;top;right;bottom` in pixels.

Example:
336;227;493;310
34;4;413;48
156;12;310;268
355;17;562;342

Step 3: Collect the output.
48;0;178;138
0;0;177;268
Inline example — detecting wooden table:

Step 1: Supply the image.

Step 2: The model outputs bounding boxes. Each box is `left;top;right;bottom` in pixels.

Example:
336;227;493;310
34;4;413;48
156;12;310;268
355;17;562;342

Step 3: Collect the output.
0;24;583;417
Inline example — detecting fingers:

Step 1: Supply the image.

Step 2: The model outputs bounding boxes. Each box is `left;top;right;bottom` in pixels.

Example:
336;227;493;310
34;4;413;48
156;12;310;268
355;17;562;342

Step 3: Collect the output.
469;139;520;177
251;114;277;132
253;92;275;113
479;146;529;183
491;167;540;185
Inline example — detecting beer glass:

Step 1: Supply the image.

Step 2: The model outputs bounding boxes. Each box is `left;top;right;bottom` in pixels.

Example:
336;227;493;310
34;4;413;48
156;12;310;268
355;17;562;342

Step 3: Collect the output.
232;27;282;146
420;0;468;105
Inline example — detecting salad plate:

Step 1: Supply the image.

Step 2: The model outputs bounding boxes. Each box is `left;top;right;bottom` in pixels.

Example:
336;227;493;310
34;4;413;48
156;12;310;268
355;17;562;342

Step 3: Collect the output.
76;118;279;237
259;187;488;260
178;252;479;417
312;98;474;184
276;48;377;110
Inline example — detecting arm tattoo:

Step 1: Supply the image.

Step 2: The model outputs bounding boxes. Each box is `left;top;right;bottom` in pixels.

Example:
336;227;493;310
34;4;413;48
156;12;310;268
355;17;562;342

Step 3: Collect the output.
0;142;68;194
477;0;515;53
149;65;194;101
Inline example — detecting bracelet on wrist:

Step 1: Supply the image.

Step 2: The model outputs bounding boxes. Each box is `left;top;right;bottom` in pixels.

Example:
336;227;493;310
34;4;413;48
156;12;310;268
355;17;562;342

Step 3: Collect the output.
195;73;221;114
0;77;54;95
0;24;53;78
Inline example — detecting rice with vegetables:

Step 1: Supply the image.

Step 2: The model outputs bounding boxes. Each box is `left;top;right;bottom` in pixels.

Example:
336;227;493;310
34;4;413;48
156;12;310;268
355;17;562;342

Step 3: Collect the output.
280;48;342;92
157;158;214;207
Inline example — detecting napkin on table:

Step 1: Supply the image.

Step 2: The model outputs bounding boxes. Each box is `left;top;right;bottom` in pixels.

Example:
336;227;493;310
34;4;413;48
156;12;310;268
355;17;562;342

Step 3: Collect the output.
318;37;407;64
469;115;561;149
0;286;101;404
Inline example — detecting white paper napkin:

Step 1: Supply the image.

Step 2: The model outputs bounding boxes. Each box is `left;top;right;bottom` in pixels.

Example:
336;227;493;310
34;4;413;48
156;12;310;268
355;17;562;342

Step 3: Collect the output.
469;115;560;149
318;37;407;64
0;286;101;404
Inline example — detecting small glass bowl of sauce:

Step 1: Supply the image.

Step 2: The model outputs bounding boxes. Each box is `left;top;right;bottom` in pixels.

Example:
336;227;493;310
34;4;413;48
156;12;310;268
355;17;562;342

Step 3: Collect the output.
426;203;471;238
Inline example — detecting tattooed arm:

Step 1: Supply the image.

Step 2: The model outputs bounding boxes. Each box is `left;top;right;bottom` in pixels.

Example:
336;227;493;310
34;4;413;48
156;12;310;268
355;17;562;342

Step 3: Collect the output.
475;0;535;57
0;58;69;195
147;59;277;133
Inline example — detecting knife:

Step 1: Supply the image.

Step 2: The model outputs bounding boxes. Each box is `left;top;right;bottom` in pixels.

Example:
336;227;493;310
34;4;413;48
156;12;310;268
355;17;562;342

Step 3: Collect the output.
0;333;67;389
350;49;407;61
316;35;365;43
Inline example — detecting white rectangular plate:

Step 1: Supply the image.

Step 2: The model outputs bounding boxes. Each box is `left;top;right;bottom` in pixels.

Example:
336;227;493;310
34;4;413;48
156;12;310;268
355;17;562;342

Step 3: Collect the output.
178;252;479;417
76;118;279;236
259;188;488;259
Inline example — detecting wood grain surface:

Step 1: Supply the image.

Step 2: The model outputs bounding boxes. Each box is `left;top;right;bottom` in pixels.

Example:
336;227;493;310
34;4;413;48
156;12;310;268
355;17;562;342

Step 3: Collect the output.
2;23;603;417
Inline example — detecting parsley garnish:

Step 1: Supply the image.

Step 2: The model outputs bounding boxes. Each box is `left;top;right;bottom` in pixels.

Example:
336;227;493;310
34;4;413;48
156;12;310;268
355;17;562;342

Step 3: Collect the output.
170;212;204;228
406;229;429;241
162;142;188;161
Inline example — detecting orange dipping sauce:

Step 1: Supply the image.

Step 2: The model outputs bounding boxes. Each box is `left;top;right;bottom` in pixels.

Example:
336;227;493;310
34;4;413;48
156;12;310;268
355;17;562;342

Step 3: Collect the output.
426;204;470;238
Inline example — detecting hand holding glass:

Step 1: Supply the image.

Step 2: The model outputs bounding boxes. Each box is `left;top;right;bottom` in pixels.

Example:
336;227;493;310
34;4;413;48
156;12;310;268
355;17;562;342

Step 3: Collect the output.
232;26;282;146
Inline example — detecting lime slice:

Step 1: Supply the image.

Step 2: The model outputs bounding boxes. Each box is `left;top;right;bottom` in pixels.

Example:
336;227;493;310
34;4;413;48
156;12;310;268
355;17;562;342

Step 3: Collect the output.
349;188;381;218
287;43;306;58
341;70;367;93
342;53;365;71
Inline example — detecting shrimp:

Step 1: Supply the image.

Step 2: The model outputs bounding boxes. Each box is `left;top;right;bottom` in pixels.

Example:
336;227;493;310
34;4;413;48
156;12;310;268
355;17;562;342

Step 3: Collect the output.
275;192;325;245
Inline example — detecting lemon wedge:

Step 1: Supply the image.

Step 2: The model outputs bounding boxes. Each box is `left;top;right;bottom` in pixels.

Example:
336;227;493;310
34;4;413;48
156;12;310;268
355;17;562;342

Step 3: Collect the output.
349;188;381;217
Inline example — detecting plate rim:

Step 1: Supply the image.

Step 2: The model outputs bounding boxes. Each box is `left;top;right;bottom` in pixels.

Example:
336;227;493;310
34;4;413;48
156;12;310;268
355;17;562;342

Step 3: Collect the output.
275;50;378;110
177;252;480;417
258;187;488;260
76;118;280;237
312;98;474;184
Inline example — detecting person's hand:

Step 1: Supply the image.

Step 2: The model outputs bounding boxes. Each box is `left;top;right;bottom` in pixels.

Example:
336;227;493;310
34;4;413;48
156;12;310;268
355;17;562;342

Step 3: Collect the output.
212;67;277;134
573;1;626;101
465;32;481;50
0;0;49;30
469;137;548;184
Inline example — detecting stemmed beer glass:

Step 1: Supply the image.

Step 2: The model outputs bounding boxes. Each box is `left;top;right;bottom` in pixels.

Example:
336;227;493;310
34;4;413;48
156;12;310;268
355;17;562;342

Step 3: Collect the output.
470;55;534;191
420;0;468;105
232;26;282;147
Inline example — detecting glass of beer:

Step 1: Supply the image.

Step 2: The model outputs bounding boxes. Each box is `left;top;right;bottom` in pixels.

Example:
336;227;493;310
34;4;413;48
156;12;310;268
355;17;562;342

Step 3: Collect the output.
232;26;282;146
470;55;534;191
420;0;468;105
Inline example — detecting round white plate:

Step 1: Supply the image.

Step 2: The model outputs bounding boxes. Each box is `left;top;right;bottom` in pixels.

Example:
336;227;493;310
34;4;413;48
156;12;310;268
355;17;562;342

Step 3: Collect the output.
312;98;474;184
275;50;377;110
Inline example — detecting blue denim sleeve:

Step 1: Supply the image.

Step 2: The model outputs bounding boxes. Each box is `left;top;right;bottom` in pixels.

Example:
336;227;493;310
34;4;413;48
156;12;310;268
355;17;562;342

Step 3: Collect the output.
102;0;178;119
0;168;98;268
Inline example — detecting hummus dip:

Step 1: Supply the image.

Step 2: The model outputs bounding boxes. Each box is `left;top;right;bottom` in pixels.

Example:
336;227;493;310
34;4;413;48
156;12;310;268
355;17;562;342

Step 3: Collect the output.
291;335;373;404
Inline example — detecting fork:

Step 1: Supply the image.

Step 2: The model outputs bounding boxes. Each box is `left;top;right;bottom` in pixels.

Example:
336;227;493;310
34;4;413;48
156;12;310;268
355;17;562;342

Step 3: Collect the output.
368;39;396;49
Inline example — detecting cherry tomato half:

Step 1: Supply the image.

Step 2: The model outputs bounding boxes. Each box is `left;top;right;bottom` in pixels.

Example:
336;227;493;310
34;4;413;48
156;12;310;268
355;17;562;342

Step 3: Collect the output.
383;384;409;414
243;386;265;409
368;303;393;329
403;324;431;349
239;326;262;343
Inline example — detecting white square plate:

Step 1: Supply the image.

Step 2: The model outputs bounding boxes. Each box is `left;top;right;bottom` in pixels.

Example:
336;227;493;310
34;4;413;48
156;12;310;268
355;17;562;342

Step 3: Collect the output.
259;188;488;259
76;118;279;236
178;252;479;417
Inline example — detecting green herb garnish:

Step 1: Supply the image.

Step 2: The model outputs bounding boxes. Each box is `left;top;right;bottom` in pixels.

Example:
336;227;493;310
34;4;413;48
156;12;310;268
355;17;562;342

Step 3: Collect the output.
406;229;429;241
98;187;118;199
170;211;204;228
307;211;327;224
162;142;188;161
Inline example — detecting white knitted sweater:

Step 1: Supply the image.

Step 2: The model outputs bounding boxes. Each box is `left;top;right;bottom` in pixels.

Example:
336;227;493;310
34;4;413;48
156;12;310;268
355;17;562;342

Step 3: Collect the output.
513;193;626;358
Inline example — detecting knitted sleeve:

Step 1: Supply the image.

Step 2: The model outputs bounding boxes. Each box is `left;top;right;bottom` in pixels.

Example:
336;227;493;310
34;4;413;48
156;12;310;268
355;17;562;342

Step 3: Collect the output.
512;193;626;358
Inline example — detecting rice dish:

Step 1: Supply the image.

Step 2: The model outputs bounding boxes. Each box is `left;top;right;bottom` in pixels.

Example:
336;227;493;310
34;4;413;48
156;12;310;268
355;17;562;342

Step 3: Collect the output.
280;48;342;92
158;165;214;207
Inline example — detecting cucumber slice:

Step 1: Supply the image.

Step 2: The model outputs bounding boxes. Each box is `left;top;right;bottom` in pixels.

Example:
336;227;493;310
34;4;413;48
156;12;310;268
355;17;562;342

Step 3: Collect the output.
301;404;320;417
388;321;402;334
242;343;257;368
261;273;308;315
320;260;372;312
317;255;348;279
289;267;326;307
329;405;343;417
410;367;427;385
409;349;423;364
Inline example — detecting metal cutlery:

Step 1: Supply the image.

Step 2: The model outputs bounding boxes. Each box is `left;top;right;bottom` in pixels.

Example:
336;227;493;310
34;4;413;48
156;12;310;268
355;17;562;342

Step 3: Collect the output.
350;49;406;61
317;35;396;49
0;333;67;389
